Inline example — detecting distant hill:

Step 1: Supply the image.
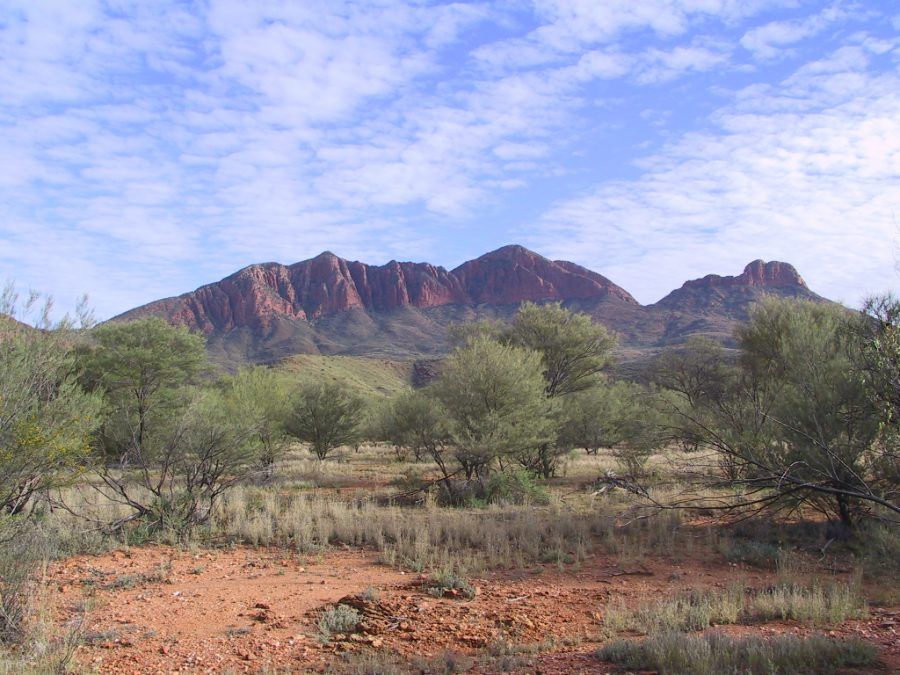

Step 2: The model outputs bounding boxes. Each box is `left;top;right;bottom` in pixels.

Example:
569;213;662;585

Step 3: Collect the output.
112;245;827;365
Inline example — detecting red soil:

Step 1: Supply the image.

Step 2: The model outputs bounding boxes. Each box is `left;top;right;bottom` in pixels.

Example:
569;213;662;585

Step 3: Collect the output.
46;546;898;674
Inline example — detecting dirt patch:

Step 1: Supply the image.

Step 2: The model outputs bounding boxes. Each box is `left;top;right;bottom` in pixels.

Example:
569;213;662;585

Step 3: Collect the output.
47;547;898;673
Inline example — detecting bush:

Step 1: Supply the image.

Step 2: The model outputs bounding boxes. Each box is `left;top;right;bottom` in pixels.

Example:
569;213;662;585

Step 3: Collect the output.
485;469;549;506
318;604;361;639
596;631;877;675
0;523;51;643
604;580;866;634
426;570;476;599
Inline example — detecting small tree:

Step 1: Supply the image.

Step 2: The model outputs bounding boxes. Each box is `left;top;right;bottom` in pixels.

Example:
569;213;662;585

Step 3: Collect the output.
500;302;617;477
559;380;663;474
0;294;101;516
80;317;207;462
380;389;444;462
431;336;555;481
503;302;616;397
286;381;363;460
76;318;265;534
656;299;898;528
220;366;291;477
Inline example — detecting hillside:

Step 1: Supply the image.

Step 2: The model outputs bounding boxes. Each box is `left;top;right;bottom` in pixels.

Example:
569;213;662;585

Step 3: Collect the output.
276;354;415;398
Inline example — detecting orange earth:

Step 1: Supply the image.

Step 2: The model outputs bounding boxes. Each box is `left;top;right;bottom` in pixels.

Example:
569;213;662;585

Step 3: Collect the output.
45;545;899;674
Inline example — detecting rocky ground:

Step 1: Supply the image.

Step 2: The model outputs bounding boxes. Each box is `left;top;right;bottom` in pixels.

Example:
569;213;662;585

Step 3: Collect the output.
47;545;898;674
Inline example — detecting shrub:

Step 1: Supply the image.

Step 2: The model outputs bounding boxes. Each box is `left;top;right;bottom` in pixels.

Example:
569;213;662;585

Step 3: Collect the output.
485;469;549;506
604;583;744;634
318;604;361;639
426;570;476;599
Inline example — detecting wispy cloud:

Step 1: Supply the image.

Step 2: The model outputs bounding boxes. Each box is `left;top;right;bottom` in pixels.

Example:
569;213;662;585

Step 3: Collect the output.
0;1;896;319
528;34;900;305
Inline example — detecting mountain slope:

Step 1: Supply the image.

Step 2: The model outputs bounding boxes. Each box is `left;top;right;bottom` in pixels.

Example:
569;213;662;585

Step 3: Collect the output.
112;246;826;364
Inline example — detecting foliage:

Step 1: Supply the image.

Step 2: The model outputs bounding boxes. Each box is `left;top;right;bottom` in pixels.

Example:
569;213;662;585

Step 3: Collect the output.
484;468;550;505
656;298;898;527
500;302;617;477
286;381;364;460
559;380;664;475
0;521;52;642
318;604;361;639
78;319;264;534
379;388;448;463
0;290;101;516
79;317;207;462
219;366;291;475
502;302;616;397
430;336;555;481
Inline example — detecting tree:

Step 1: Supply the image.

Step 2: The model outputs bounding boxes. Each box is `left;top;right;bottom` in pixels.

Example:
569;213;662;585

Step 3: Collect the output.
559;380;664;474
79;318;207;461
220;366;291;476
657;299;898;528
431;336;555;481
499;302;617;477
0;316;100;516
286;381;363;460
502;302;616;397
75;319;262;533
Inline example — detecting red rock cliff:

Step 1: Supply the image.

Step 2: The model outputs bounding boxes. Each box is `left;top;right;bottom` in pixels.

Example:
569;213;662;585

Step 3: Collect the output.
114;245;637;333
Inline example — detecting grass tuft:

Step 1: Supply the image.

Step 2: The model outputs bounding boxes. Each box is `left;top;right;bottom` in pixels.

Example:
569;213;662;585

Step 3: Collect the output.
597;631;877;675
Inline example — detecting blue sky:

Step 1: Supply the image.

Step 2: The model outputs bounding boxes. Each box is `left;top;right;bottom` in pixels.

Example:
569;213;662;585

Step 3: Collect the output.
1;1;898;320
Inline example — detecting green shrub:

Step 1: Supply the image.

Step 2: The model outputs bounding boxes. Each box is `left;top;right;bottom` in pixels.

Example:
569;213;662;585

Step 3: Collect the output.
485;469;549;506
749;582;867;626
604;583;745;634
318;604;361;639
426;570;476;599
719;538;780;568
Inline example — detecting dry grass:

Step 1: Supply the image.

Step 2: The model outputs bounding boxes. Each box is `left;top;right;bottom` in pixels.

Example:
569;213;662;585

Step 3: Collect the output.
212;487;608;572
597;631;877;675
604;578;867;635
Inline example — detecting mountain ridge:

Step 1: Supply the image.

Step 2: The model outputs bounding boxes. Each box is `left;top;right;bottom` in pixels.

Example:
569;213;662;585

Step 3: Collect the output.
113;245;824;364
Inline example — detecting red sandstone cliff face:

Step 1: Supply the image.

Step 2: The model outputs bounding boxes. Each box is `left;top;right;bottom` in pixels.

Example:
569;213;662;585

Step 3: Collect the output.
114;248;809;337
115;246;639;333
451;245;638;305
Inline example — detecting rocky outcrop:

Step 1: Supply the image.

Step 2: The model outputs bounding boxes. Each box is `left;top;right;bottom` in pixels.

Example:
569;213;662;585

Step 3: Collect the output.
679;260;807;291
451;245;638;305
115;245;636;333
113;248;823;364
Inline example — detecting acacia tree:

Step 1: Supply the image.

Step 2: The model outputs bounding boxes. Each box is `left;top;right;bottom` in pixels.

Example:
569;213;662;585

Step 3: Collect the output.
379;389;447;463
657;299;898;528
286;381;363;460
0;290;100;516
559;380;664;475
500;302;617;477
77;319;265;533
431;336;555;482
220;366;291;476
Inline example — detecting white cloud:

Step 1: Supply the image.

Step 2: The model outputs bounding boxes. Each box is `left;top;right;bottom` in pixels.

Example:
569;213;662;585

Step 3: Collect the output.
739;4;851;60
0;0;896;320
528;38;900;306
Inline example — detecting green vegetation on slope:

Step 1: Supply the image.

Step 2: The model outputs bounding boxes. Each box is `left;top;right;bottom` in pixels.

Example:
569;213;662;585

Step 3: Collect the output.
277;354;415;398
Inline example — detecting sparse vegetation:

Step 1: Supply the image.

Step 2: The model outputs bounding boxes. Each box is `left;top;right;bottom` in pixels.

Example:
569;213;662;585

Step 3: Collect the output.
597;631;877;674
318;604;362;639
604;580;867;634
0;294;895;674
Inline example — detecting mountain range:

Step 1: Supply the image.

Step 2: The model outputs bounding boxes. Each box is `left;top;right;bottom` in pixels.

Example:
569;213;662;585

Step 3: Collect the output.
114;245;824;365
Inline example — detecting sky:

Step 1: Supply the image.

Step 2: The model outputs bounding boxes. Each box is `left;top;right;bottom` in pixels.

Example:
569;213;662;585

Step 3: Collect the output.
1;0;898;320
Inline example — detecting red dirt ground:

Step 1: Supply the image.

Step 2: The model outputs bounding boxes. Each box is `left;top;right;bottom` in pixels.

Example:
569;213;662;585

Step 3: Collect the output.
47;546;898;674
